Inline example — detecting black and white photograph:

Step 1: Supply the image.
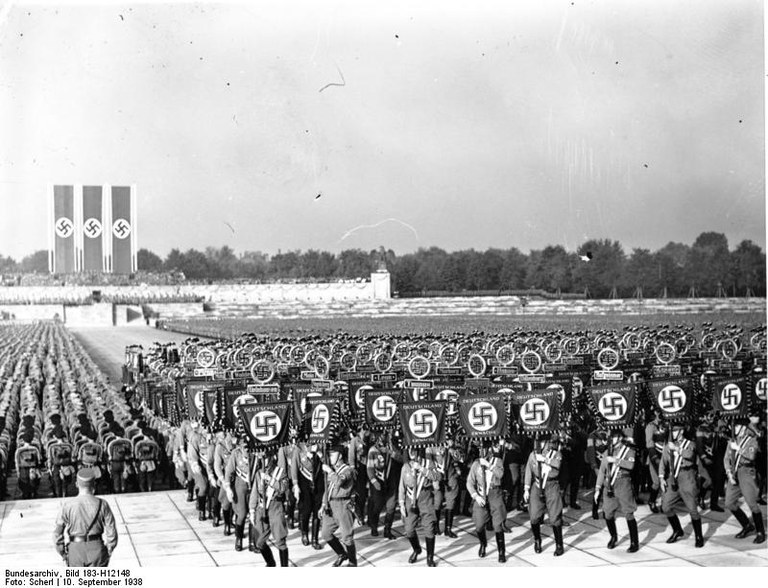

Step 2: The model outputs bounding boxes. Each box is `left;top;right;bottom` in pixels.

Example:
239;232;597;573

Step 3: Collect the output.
0;0;766;577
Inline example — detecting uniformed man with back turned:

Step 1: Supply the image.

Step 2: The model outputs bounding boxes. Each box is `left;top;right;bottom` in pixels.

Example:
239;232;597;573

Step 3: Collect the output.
53;468;118;567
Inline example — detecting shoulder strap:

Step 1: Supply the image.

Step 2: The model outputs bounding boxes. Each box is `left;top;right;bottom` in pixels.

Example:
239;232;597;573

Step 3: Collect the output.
84;499;103;536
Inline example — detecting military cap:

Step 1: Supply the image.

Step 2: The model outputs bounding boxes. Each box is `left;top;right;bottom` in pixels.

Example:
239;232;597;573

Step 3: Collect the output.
76;468;97;486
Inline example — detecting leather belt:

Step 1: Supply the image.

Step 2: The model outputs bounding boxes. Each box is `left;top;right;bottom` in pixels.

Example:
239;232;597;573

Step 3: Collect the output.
69;534;102;543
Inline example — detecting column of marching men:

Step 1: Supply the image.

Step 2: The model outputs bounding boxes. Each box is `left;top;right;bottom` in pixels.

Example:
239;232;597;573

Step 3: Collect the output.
142;325;766;567
0;322;174;501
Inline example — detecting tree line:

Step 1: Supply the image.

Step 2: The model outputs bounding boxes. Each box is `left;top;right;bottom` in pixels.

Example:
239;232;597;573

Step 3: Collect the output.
1;232;764;298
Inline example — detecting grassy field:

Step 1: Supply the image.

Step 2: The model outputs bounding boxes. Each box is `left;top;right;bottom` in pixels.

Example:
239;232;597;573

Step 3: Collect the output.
160;310;766;339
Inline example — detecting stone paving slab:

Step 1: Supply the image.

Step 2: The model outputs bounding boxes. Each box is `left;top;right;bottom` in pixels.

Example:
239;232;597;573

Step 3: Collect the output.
2;489;765;567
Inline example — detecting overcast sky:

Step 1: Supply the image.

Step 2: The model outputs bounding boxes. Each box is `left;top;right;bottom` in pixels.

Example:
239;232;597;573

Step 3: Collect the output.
0;0;764;260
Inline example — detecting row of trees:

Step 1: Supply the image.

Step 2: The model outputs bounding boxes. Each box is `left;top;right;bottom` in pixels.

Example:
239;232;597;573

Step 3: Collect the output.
2;232;764;298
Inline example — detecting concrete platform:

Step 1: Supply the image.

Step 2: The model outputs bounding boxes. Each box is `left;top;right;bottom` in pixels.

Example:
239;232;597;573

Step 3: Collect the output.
1;490;765;567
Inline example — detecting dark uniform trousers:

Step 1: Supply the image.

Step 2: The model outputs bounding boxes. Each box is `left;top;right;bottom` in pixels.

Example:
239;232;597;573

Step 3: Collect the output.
472;487;506;534
253;500;288;550
434;474;460;512
403;490;437;539
66;540;110;567
662;469;700;519
725;467;761;513
297;475;324;529
321;498;356;547
529;481;563;526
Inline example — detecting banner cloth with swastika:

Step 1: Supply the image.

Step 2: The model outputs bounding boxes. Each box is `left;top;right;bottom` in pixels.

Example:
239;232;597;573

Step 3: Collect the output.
203;388;221;427
587;382;638;430
238;401;292;449
458;394;508;440
305;396;339;444
513;390;560;435
185;379;218;422
751;373;767;407
647;377;695;423
399;400;447;447
223;385;252;430
364;389;400;430
711;376;749;419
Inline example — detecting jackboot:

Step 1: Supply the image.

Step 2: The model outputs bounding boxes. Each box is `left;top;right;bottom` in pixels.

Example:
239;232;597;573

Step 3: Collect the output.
606;517;618;549
426;536;436;567
648;488;659;513
234;524;244;551
212;502;221;527
248;523;257;552
627;518;639;553
435;510;443;535
496;532;506;563
753;512;766;544
311;517;322;550
328;536;348;566
260;545;276;567
477;530;487;558
383;512;395;540
279;548;290;567
444;510;458;538
408;535;422;564
223;508;232;536
553;525;564;557
692;518;704;548
197;496;207;521
345;542;358;567
733;509;754;538
665;515;684;543
532;522;542;554
186;481;195;503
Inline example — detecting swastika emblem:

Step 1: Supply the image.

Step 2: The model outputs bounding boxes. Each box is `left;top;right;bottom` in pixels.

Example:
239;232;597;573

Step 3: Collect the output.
372;395;396;421
720;384;742;411
197;348;215;368
250;410;281;442
355;385;372;409
311;404;330;433
547;383;565;405
83;217;102;238
521;398;550;426
469;402;498;432
112;218;132;239
409;409;437;439
756;378;767;402
55;217;74;238
436;389;458;415
233;394;256;420
598;392;627;421
658;385;686;413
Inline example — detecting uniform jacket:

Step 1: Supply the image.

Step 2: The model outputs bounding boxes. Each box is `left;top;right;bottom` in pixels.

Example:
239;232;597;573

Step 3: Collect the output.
466;456;504;501
398;458;441;507
595;439;636;489
524;444;562;490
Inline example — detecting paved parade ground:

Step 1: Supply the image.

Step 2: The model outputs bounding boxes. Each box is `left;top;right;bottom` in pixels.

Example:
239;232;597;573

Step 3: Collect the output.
1;486;766;567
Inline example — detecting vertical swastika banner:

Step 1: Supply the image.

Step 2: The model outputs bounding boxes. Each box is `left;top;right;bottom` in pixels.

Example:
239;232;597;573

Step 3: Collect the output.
185;380;217;422
364;388;399;430
111;186;133;274
238;401;292;449
647;377;695;423
587;382;638;430
399;400;447;447
513;390;561;434
458;394;508;439
711;376;749;419
82;186;103;271
203;388;221;426
53;185;75;273
305;396;339;444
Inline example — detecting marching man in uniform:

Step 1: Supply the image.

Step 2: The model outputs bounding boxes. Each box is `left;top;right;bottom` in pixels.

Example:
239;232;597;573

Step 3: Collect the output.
225;433;252;551
213;428;235;536
594;428;639;552
724;418;766;543
248;449;291;566
466;441;507;562
429;440;461;539
187;422;211;521
659;423;705;547
524;434;565;556
645;413;666;513
321;445;358;567
398;446;441;567
291;439;324;549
